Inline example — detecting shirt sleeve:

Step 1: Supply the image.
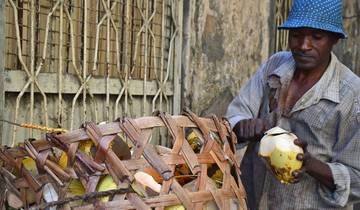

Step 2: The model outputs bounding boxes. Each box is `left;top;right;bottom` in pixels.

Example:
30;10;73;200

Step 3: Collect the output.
225;62;268;129
318;162;351;207
317;99;360;207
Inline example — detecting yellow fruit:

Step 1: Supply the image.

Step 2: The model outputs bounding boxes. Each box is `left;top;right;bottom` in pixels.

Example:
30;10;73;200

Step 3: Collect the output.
270;146;302;183
68;179;85;196
187;130;197;141
22;157;38;175
79;140;94;157
186;130;202;153
58;152;68;169
96;175;117;202
165;205;185;210
130;181;146;197
59;140;93;169
210;169;223;188
258;126;303;184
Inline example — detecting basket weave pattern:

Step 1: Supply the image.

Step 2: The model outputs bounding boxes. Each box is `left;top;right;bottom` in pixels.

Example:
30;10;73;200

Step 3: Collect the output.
0;110;247;210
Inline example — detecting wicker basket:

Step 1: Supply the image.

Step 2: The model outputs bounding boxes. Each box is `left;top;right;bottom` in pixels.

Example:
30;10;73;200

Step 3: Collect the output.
0;110;247;210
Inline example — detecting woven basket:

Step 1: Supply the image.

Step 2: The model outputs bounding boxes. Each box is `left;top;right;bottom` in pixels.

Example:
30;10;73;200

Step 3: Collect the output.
0;110;247;210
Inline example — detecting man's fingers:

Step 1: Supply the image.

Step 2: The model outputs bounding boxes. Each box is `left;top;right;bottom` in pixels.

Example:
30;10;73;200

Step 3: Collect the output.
249;120;256;138
293;139;302;146
292;170;301;178
291;167;306;184
233;119;268;142
297;153;304;161
237;121;244;138
297;151;312;163
255;119;266;135
255;121;262;135
290;178;300;184
243;120;249;138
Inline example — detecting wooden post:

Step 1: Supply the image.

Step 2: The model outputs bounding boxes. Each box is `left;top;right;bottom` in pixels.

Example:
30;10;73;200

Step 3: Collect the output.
181;0;191;110
173;0;183;115
0;0;5;145
268;0;277;54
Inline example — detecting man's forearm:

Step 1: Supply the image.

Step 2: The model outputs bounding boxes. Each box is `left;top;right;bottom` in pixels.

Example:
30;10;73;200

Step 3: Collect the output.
306;157;336;191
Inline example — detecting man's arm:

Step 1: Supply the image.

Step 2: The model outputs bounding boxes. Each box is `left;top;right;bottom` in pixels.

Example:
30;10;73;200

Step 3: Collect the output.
292;140;335;190
305;157;335;190
226;62;270;145
293;108;360;207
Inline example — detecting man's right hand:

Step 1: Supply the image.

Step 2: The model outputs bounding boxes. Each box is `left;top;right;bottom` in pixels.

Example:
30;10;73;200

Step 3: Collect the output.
233;118;269;143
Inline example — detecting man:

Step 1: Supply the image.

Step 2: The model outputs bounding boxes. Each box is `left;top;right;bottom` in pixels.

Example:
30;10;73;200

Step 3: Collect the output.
226;0;360;209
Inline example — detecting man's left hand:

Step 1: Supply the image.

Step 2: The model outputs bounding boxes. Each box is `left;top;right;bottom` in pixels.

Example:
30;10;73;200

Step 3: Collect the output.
290;138;310;183
290;139;336;191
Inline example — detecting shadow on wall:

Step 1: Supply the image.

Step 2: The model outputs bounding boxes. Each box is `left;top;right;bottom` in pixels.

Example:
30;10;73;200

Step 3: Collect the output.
200;87;234;118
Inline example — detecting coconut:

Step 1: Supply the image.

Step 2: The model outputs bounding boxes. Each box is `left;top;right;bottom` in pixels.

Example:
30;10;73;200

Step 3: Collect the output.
258;126;304;184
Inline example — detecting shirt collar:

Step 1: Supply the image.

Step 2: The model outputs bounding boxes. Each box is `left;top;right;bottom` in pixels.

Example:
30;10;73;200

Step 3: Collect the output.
270;54;295;80
319;52;340;103
268;52;340;105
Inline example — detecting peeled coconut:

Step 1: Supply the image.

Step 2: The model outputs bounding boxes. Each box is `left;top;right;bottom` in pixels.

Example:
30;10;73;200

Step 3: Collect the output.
258;126;303;184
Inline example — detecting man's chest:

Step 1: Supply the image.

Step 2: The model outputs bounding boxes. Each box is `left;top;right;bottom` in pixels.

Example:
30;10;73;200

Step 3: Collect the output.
284;79;318;112
261;83;340;159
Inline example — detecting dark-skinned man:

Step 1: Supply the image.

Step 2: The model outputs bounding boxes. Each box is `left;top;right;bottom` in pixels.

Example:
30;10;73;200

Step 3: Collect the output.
226;0;360;209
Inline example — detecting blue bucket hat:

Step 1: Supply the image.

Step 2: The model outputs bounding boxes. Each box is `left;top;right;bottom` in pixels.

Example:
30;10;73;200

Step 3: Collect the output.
278;0;347;38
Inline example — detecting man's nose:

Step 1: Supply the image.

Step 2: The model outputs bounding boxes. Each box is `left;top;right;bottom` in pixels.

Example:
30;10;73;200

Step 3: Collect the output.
299;36;312;51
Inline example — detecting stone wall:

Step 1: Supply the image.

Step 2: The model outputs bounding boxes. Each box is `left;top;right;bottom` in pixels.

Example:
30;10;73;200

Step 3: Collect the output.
183;0;272;117
183;0;360;118
334;0;360;75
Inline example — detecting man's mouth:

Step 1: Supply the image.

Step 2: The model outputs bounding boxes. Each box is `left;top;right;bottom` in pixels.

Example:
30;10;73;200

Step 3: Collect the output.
293;52;314;61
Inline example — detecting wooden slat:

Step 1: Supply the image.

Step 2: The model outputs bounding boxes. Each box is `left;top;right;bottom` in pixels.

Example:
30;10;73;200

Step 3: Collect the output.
74;189;236;210
126;193;152;210
170;180;194;209
55;116;229;144
4;70;174;95
194;164;208;210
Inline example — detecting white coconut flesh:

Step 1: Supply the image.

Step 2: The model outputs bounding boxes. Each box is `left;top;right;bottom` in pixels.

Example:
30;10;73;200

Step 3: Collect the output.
264;126;289;136
259;127;303;157
258;137;276;157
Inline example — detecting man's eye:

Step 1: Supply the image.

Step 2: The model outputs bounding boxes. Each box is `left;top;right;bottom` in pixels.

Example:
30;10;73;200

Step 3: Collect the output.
312;34;323;39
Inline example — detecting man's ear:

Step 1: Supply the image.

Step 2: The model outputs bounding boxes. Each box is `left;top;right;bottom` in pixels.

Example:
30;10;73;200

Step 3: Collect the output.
332;34;341;45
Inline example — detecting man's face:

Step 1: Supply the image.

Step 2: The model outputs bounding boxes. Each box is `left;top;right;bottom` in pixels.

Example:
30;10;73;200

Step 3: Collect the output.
288;28;339;71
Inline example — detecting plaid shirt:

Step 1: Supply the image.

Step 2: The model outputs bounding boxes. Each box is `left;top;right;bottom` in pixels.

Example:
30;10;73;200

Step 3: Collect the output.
226;52;360;210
